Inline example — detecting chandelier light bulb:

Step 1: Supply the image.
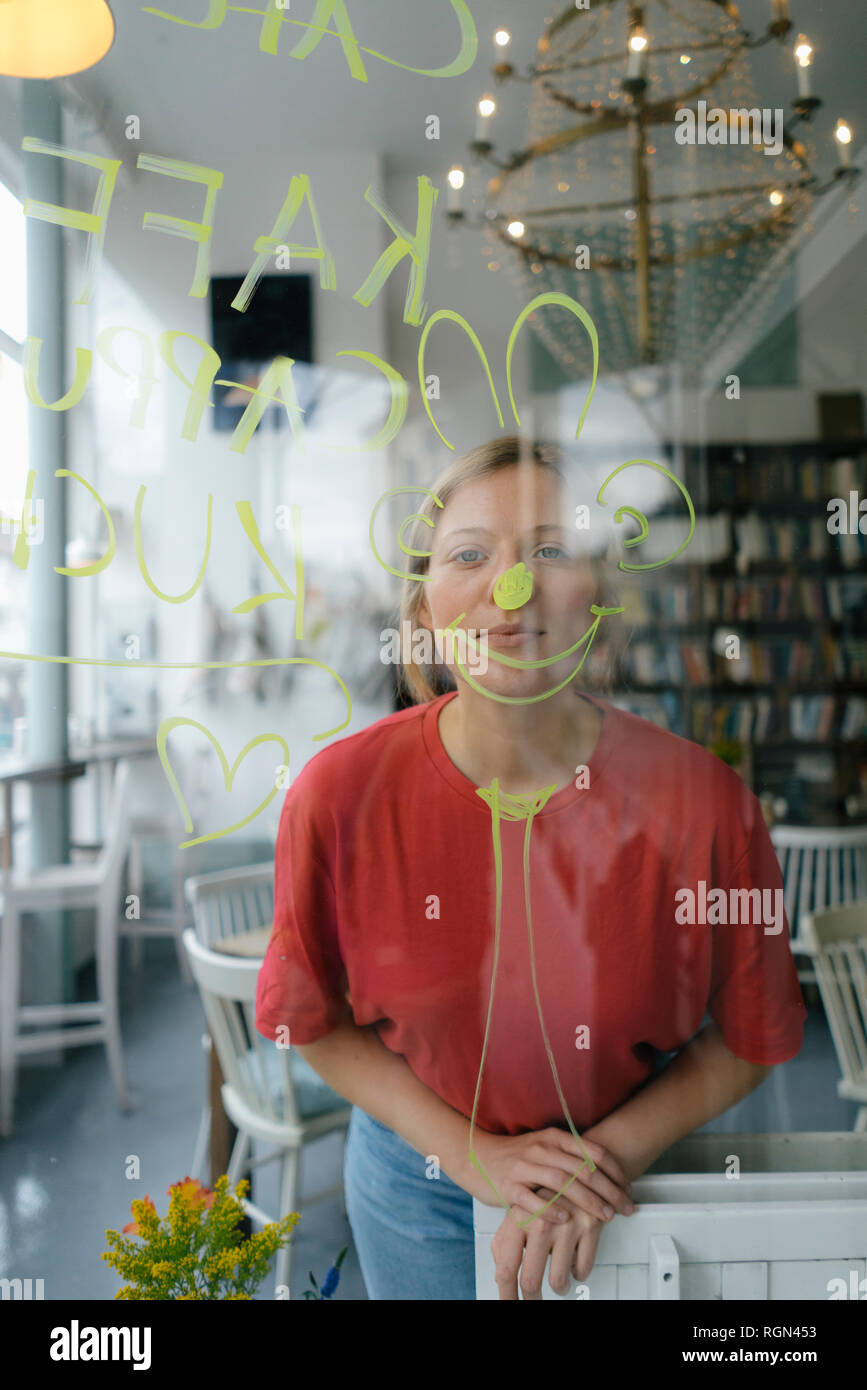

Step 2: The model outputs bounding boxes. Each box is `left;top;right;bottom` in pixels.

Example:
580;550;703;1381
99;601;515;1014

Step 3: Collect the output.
476;95;496;143
769;189;784;206
447;166;465;212
835;119;853;167
794;34;813;99
507;220;526;238
680;54;691;64
626;24;648;79
494;29;511;47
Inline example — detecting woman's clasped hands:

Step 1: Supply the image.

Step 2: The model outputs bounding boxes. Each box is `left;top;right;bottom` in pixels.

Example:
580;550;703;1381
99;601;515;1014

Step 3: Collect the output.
468;1126;636;1299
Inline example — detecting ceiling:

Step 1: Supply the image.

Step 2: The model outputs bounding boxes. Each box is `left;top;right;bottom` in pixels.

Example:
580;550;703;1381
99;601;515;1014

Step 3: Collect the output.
54;0;867;176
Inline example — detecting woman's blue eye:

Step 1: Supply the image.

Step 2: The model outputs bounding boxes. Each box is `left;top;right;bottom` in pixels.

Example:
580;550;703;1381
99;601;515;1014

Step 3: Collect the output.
536;544;567;559
456;548;484;562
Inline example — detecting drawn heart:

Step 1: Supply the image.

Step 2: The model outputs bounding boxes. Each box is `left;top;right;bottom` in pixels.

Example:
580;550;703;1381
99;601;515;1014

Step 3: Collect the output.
156;716;290;849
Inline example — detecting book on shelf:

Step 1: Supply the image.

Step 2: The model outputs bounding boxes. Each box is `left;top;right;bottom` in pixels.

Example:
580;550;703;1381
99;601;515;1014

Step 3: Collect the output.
685;694;867;745
621;574;867;625
681;449;865;508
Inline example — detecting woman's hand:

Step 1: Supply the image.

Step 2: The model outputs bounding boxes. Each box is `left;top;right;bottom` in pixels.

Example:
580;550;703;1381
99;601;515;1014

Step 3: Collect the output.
464;1126;635;1227
491;1187;605;1300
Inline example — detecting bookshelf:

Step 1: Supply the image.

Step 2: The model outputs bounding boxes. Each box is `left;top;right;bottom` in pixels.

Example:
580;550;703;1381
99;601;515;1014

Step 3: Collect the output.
602;440;867;827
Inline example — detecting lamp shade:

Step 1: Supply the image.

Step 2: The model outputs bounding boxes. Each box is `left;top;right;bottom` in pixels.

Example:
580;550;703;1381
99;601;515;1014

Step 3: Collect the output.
0;0;115;79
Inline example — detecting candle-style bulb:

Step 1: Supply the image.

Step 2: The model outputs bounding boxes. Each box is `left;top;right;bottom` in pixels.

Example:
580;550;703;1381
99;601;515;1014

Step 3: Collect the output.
794;33;813;99
835;119;853;167
626;24;648;78
447;165;465;211
476;95;496;142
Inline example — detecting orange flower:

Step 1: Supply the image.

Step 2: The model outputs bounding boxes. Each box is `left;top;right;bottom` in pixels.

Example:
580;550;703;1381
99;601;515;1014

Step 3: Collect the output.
167;1176;216;1209
122;1194;157;1236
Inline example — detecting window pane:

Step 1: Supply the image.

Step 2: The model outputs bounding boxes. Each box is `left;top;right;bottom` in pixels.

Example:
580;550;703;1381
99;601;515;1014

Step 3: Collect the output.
0;178;26;344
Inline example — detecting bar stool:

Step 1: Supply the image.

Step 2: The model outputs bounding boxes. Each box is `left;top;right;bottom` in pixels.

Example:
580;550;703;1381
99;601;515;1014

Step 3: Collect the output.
122;816;195;986
0;758;135;1137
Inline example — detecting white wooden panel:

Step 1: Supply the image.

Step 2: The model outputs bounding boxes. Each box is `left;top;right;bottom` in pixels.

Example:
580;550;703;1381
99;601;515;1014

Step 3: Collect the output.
768;1258;866;1300
722;1262;768;1299
681;1263;722;1300
616;1265;647;1300
580;1263;617;1300
474;1138;867;1300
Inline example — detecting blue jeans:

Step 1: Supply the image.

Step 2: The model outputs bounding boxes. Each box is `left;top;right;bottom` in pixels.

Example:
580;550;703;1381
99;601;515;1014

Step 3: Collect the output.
343;1106;476;1300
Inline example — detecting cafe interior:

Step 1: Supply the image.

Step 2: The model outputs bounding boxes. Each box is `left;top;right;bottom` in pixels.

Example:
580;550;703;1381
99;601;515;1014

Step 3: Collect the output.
0;0;865;1302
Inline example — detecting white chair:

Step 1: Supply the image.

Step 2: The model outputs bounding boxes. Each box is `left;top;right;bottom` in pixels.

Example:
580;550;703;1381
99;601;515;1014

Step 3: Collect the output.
771;825;867;986
183;928;351;1295
800;901;867;1132
184;863;275;1180
121;815;194;985
0;759;135;1137
185;862;275;948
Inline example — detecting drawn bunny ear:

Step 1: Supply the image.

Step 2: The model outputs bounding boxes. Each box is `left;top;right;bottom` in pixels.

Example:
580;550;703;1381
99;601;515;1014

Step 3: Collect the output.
597;459;696;572
368;485;444;582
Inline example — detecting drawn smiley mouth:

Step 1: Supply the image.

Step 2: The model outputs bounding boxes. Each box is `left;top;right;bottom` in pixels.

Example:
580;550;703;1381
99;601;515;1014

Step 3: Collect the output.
442;602;625;704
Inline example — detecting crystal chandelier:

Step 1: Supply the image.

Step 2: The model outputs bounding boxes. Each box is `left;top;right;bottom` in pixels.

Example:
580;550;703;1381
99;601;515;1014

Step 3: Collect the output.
447;1;859;386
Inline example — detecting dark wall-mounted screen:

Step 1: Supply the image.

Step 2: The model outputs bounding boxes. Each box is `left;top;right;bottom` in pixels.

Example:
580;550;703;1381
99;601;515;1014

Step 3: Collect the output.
209;273;313;432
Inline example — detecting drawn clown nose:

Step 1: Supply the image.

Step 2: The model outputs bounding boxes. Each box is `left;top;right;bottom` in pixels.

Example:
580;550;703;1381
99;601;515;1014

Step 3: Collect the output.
493;561;534;610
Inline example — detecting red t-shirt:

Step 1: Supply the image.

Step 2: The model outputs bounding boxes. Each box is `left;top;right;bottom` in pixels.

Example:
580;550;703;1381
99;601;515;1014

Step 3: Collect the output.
255;692;806;1136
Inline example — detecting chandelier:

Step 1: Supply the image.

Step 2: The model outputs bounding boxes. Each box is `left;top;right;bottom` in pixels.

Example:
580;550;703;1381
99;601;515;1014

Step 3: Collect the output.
446;1;859;386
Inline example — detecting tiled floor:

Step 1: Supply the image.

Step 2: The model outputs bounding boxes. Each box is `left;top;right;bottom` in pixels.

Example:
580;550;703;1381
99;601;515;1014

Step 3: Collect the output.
0;937;857;1302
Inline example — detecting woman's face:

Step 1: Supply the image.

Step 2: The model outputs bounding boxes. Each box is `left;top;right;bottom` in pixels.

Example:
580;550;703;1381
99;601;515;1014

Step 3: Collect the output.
417;464;600;703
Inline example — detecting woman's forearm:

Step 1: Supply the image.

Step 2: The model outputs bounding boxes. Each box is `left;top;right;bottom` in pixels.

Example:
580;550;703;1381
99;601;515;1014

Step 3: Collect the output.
292;1008;477;1186
581;1021;773;1182
295;1014;768;1201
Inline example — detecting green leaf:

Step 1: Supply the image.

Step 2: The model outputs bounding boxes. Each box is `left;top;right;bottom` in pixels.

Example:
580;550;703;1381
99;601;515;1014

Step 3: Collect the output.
335;1246;348;1268
308;1271;318;1289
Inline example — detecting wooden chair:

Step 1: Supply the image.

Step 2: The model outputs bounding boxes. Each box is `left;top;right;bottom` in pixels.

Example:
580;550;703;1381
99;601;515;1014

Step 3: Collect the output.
770;825;867;986
183;928;351;1295
183;863;275;1181
185;862;275;949
799;901;867;1131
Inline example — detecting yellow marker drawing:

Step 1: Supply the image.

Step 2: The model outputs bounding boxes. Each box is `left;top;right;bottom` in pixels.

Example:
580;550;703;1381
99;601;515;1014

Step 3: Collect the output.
0;651;352;743
468;779;597;1227
156;718;289;849
137;154;224;299
141;1;478;82
21;137;121;306
493;562;533;611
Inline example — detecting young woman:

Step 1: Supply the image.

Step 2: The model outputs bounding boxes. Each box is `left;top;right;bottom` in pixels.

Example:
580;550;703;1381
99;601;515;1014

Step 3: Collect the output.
256;437;806;1301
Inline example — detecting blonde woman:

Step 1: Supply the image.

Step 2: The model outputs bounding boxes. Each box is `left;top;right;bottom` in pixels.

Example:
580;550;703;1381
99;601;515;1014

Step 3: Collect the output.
256;437;805;1300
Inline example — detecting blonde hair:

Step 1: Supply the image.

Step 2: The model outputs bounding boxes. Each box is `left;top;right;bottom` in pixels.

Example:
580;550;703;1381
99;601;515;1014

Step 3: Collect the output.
395;436;624;705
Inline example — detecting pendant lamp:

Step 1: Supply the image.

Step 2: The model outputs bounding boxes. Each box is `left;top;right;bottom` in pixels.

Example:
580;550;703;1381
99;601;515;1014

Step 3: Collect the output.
0;0;115;79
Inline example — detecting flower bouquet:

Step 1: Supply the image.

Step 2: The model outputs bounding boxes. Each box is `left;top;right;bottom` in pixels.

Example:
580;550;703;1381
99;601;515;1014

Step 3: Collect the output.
103;1175;299;1300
